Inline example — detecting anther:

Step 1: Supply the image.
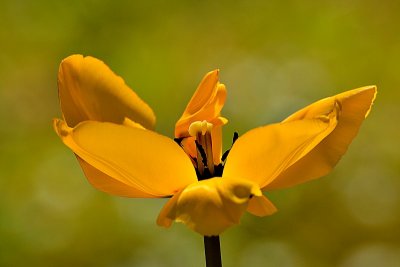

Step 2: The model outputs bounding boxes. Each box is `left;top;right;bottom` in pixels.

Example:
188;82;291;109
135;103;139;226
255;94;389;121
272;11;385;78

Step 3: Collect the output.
221;132;240;163
221;149;230;163
232;132;239;144
174;137;185;147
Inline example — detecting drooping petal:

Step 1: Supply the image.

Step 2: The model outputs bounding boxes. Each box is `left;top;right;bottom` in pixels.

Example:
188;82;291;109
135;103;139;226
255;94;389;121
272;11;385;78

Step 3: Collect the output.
157;177;262;236
223;101;340;189
265;86;376;190
58;55;156;129
246;195;277;217
53;119;197;197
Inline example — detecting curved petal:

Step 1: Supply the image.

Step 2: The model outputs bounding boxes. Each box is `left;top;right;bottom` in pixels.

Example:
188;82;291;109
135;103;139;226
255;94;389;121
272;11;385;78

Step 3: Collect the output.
223;101;339;189
265;86;376;190
77;157;155;198
175;70;227;138
58;55;156;129
157;177;262;236
54;119;197;197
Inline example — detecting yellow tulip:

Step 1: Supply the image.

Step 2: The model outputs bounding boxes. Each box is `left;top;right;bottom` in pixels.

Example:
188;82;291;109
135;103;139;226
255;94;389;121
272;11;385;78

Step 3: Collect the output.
54;55;376;236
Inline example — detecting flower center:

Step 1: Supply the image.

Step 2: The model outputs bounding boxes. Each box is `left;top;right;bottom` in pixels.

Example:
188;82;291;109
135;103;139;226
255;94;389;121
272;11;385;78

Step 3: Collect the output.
189;121;215;179
174;121;238;181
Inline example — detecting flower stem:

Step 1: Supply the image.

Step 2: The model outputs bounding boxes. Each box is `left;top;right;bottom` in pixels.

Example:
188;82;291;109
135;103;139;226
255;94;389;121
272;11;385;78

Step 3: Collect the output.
204;235;222;267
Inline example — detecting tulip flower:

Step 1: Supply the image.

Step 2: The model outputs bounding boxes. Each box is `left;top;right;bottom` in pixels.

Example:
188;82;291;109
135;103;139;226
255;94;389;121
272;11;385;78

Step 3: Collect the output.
54;55;376;267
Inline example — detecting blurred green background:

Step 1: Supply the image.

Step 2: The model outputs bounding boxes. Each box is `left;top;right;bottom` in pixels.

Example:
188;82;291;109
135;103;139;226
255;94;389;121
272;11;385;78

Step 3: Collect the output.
1;0;399;266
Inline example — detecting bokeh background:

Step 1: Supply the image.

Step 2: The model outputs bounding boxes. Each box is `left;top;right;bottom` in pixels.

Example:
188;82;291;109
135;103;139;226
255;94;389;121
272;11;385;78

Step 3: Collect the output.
1;0;399;266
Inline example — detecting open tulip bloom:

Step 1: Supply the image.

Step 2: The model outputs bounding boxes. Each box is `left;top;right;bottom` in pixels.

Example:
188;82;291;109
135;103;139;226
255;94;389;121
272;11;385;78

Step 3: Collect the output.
54;55;376;267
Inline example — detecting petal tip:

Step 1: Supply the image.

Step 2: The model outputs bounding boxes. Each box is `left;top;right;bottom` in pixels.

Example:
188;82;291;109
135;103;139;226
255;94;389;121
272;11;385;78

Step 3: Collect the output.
156;215;173;229
53;118;71;137
247;195;278;217
211;69;220;75
205;69;220;81
61;54;83;62
351;85;377;118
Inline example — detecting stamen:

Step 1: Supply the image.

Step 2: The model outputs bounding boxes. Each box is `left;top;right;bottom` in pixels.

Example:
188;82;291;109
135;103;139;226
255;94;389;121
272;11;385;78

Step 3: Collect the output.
174;137;184;147
195;140;208;170
221;149;230;163
221;132;240;163
232;132;239;144
214;164;224;177
189;121;215;179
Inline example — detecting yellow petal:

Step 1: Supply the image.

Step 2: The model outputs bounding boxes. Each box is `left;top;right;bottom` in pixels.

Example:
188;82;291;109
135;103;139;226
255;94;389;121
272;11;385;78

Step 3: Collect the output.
265;86;376;190
58;55;156;129
175;70;227;138
53;119;197;197
157;177;262;236
76;157;155;198
223;102;339;189
246;195;277;217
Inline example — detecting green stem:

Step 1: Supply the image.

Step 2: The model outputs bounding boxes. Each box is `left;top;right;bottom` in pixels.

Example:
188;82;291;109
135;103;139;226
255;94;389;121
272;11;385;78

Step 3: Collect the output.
204;235;222;267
